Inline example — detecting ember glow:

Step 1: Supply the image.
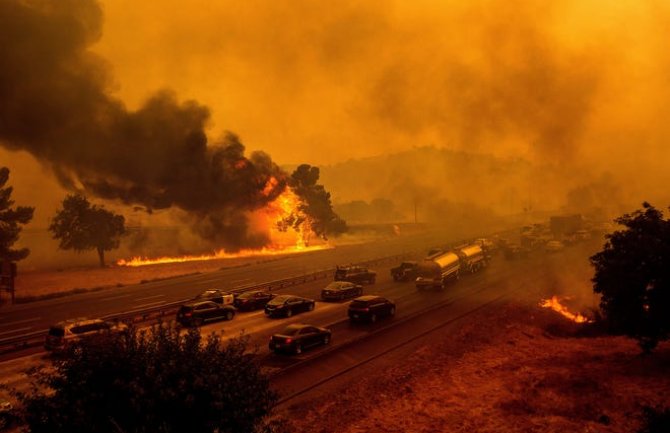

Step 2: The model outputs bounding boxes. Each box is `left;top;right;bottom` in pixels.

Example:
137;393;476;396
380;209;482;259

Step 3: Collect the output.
539;296;592;324
117;184;328;267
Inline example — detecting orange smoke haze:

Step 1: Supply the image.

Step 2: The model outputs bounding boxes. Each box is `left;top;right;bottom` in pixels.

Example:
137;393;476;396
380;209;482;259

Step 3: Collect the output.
3;0;670;266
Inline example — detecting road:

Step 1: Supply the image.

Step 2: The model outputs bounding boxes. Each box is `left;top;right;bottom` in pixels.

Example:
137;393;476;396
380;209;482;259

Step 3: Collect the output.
0;229;467;343
0;235;597;428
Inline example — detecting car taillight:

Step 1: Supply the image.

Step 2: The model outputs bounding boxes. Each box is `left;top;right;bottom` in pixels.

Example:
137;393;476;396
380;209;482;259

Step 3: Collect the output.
184;312;192;317
285;338;292;344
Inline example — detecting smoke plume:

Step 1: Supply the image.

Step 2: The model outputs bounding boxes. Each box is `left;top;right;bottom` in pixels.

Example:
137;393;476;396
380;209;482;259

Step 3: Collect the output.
0;0;288;250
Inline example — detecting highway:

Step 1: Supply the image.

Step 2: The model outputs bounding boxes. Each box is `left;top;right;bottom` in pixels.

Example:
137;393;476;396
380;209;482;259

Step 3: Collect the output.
0;233;597;422
0;227;499;354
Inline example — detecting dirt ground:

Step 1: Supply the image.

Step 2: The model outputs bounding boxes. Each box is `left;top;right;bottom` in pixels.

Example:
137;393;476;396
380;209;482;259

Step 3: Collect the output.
283;304;670;433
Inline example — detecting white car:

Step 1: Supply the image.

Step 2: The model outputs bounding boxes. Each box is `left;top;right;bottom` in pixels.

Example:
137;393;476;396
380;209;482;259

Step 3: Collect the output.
191;289;235;306
545;240;564;252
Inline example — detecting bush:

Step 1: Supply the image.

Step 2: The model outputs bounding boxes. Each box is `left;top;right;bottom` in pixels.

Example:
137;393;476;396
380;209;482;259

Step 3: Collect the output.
590;203;670;353
639;406;670;433
15;324;277;433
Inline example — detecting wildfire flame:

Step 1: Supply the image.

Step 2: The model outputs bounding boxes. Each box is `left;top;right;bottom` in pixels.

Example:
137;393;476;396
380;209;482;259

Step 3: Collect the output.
539;296;592;323
117;181;328;267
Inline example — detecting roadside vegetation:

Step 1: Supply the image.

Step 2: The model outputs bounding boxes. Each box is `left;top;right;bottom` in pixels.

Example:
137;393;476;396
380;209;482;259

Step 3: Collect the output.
0;167;34;262
49;194;126;268
591;202;670;353
14;325;279;433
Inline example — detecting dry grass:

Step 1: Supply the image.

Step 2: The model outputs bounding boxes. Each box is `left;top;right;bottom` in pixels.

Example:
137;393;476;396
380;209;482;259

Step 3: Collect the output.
285;304;670;433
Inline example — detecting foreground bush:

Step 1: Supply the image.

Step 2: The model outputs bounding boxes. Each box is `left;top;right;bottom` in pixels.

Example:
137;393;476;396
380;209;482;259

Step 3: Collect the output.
17;324;277;433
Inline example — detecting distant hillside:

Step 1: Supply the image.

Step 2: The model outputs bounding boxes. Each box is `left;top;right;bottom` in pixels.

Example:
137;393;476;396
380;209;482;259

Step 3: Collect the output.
318;147;544;220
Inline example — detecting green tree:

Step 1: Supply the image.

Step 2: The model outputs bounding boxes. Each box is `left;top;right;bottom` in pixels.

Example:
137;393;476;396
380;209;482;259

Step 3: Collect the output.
49;194;125;267
16;325;278;433
0;167;34;261
590;202;670;353
288;164;346;238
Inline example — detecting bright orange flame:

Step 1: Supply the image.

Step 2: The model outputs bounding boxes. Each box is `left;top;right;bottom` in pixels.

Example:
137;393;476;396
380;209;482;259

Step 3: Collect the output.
116;244;328;267
539;296;591;323
117;181;327;267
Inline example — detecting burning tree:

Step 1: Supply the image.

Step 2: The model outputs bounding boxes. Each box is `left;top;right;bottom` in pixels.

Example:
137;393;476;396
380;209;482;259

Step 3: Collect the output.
590;202;670;353
281;164;346;239
49;194;125;267
0;167;34;261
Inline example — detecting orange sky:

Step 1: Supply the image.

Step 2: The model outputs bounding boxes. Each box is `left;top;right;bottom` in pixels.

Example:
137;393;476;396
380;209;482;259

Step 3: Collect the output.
3;0;670;228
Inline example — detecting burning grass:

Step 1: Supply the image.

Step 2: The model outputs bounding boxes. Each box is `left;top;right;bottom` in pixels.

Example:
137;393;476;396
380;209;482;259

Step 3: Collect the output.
282;304;670;433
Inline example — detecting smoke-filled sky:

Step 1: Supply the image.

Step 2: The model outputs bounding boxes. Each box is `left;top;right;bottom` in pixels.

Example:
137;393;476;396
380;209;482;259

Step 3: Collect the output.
2;0;670;231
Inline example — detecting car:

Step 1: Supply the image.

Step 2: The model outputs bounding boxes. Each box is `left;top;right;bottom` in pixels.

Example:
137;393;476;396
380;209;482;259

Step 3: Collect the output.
348;295;395;323
390;261;419;281
234;290;275;311
545;240;565;252
191;289;235;305
176;301;236;327
269;323;331;354
264;295;315;318
45;318;128;352
321;281;363;301
334;265;376;285
502;243;530;260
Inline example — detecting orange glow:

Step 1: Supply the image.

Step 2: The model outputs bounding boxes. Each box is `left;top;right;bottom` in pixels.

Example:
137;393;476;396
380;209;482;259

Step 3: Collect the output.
117;183;327;267
539;296;591;323
116;244;328;267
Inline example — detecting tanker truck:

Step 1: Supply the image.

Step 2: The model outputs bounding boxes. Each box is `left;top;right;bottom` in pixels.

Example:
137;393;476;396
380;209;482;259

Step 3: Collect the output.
415;243;488;290
454;243;488;273
415;251;461;290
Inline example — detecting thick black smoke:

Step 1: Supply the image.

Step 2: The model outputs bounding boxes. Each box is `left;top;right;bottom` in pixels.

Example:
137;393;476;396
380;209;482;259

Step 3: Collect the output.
0;0;287;250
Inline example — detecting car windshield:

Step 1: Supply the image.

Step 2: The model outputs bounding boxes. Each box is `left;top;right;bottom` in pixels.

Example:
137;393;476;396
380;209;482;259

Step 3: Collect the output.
350;300;370;309
179;305;194;312
238;292;254;299
279;325;303;336
48;326;65;337
268;295;290;305
326;282;345;290
195;290;218;298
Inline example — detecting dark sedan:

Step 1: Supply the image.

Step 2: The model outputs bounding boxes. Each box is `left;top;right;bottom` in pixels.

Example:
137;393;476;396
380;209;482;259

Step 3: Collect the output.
269;324;331;354
321;281;363;301
348;295;395;323
234;290;275;311
264;295;315;318
177;301;236;327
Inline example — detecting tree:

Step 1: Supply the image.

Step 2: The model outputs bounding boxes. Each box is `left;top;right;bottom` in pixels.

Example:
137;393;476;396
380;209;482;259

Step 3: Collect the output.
49;194;125;267
288;164;346;238
590;202;670;353
0;167;34;261
15;325;278;433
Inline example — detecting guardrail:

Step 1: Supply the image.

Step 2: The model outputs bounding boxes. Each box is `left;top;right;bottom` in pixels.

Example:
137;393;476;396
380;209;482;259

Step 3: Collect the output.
0;253;410;357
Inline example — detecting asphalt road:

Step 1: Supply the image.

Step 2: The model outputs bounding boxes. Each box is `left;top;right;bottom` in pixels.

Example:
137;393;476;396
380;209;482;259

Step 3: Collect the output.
0;228;490;349
270;243;595;406
0;237;597;421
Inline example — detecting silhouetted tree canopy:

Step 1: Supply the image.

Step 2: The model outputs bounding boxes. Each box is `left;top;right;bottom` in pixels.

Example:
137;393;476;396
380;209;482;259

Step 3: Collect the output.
49;194;125;267
590;202;670;353
0;167;34;261
288;164;346;238
16;325;277;433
